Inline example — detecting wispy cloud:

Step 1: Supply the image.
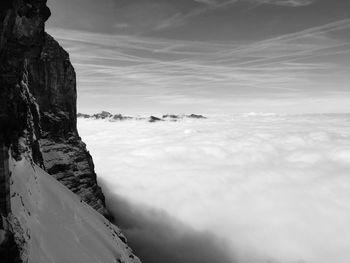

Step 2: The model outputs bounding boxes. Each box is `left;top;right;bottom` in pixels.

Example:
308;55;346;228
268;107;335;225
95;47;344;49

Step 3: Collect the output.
47;17;350;113
257;0;316;7
153;0;238;31
153;0;316;31
193;0;223;5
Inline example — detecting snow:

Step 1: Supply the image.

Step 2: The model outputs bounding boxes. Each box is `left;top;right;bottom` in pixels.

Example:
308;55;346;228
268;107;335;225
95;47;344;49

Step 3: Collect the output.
10;157;140;263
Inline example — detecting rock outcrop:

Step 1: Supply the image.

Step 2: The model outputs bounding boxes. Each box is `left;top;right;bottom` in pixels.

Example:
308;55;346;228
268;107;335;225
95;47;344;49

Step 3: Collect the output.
27;33;108;216
0;0;136;262
149;116;163;123
77;112;207;122
0;0;51;260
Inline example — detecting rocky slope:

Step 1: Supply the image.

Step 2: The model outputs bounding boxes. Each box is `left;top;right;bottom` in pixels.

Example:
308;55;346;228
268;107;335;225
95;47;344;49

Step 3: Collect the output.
0;0;138;262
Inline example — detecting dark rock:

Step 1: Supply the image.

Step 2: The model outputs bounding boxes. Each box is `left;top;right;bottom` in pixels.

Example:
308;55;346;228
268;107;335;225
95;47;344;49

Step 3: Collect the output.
93;111;112;119
28;33;77;138
112;114;132;121
149;116;163;123
162;114;180;119
1;2;50;259
0;228;22;263
186;114;207;119
1;0;109;219
40;138;108;215
77;113;91;118
27;34;109;216
0;146;11;216
162;114;182;121
0;1;141;262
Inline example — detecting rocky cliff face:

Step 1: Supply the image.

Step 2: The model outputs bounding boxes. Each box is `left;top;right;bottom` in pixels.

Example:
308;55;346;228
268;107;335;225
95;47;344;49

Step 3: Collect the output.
0;0;126;261
28;33;108;216
0;0;107;217
0;1;50;260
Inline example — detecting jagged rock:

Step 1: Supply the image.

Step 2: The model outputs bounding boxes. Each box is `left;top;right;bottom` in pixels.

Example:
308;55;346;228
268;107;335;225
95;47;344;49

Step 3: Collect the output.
77;112;208;122
1;0;50;261
0;227;21;263
77;113;91;118
28;33;77;137
40;137;107;214
186;114;207;119
0;1;138;262
162;114;180;119
162;114;183;121
92;111;113;119
149;116;163;123
112;114;132;121
25;33;109;216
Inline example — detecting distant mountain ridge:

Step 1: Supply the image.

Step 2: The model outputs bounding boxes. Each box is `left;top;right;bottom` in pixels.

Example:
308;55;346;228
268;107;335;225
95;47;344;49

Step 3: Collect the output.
78;111;207;122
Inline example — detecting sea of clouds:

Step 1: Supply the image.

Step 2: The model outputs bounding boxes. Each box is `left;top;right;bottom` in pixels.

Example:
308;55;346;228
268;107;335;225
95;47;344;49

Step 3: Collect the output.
78;114;350;263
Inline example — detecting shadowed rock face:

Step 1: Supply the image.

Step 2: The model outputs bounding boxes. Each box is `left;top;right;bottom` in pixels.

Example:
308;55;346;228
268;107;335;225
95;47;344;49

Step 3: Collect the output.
0;0;47;158
0;2;143;262
28;33;77;137
27;33;109;216
1;4;109;261
1;1;49;261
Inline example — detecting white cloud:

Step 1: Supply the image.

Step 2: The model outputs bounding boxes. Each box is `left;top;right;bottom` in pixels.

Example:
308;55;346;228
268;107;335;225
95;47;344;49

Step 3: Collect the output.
79;114;350;263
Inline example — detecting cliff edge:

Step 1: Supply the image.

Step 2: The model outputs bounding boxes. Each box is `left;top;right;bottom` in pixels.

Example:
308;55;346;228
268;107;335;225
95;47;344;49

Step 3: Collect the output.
29;32;109;216
0;0;138;262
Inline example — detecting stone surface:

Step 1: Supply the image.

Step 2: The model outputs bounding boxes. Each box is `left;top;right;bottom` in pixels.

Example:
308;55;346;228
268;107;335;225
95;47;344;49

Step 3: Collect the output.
1;1;49;261
0;0;108;217
77;112;207;122
186;114;207;119
27;33;109;216
0;1;110;261
149;116;163;122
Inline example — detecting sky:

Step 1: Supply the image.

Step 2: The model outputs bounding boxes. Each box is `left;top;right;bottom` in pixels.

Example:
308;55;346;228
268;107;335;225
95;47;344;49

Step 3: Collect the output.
46;0;350;114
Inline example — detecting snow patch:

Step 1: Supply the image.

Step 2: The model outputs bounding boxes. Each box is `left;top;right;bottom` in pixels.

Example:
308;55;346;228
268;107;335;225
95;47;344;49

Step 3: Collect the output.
10;157;140;263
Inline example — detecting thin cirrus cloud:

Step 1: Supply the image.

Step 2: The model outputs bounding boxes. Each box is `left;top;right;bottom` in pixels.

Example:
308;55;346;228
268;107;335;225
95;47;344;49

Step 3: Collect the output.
151;0;238;31
48;16;350;114
154;0;317;30
47;0;318;35
258;0;316;7
193;0;315;7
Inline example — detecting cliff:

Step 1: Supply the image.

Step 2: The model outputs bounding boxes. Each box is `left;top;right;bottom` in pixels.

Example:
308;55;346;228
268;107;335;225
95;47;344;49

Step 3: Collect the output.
0;0;138;262
28;33;108;216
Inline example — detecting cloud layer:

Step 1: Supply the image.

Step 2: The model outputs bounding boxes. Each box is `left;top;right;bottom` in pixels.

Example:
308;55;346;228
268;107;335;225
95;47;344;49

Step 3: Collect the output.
79;114;350;263
101;189;235;263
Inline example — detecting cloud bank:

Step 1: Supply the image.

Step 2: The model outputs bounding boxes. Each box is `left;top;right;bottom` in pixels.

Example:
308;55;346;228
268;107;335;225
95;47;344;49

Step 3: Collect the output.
79;114;350;263
101;189;235;263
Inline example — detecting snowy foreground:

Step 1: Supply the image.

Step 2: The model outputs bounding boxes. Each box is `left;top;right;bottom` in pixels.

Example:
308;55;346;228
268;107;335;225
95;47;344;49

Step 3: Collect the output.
79;114;350;263
10;157;140;263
